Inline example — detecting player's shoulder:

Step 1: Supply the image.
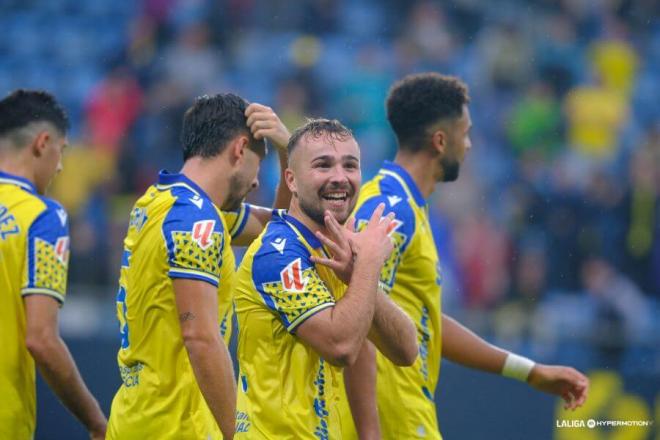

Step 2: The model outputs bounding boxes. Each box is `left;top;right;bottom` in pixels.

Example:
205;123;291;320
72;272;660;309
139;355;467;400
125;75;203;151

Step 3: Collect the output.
30;194;69;232
164;186;224;231
251;216;313;283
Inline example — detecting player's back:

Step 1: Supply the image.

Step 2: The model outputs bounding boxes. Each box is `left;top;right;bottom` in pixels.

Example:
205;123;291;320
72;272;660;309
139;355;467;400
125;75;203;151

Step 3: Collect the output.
108;171;230;440
0;171;69;440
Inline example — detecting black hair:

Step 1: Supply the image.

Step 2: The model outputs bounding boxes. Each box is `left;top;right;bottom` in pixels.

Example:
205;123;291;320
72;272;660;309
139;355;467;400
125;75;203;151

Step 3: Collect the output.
0;89;69;138
181;93;262;161
386;73;470;151
287;118;353;156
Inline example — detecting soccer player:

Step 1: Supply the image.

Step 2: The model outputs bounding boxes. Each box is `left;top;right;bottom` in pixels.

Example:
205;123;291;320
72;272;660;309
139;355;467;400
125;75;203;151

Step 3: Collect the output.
233;119;418;439
0;90;107;440
106;93;291;439
351;73;590;439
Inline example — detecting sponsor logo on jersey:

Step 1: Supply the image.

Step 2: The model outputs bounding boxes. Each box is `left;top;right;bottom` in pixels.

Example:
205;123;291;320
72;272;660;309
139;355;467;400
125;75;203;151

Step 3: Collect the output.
54;236;69;263
271;237;286;254
280;258;308;292
192;220;215;250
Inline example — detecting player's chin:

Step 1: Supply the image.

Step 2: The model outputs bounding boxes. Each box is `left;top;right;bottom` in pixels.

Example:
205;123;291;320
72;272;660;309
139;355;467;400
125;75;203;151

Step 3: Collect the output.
321;200;350;223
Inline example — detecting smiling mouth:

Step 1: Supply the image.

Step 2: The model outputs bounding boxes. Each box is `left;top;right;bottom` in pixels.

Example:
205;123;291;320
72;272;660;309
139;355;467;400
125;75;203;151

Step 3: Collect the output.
321;191;348;202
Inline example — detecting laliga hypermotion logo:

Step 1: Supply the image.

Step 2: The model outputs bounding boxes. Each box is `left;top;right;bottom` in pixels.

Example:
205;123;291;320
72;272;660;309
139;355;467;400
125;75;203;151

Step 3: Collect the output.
54;237;69;263
192;220;215;250
280;258;309;292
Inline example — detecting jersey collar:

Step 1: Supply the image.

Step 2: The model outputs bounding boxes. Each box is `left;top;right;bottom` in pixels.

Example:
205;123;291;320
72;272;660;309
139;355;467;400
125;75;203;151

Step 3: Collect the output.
282;213;323;249
0;170;38;194
380;161;426;206
156;169;210;200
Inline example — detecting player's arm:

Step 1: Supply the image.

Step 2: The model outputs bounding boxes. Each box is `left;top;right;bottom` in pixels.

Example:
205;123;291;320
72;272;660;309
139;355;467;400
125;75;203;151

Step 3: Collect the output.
312;209;418;366
230;103;291;246
343;342;380;440
24;296;107;440
174;279;236;439
295;204;394;367
442;313;589;410
367;292;418;366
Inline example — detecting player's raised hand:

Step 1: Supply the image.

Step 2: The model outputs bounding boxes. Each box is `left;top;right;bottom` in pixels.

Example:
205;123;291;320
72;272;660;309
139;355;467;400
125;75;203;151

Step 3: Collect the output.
311;212;357;284
351;203;395;265
527;364;589;411
245;103;290;151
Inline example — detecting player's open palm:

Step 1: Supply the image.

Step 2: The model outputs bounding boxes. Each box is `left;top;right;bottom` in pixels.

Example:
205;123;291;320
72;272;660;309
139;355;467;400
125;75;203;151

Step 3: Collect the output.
245;103;290;151
527;364;589;411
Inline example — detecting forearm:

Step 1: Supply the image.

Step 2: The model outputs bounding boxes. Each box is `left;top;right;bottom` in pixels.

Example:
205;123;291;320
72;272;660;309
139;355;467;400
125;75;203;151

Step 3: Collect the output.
272;149;291;209
185;336;237;439
32;337;106;434
328;257;380;357
343;342;380;440
368;291;418;366
441;314;507;374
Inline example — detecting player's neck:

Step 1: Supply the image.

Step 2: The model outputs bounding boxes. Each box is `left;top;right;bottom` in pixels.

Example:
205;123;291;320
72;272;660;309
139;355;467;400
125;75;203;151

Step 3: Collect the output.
393;151;438;199
0;152;37;186
179;157;230;209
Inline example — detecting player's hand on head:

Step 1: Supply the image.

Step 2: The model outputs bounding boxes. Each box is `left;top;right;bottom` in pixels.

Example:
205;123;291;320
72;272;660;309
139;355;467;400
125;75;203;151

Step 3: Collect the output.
527;364;589;411
351;203;395;265
311;213;357;284
245;103;291;151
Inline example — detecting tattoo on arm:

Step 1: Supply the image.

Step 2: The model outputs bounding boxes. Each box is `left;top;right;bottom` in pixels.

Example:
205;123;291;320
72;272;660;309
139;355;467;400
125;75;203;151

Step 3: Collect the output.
179;311;196;322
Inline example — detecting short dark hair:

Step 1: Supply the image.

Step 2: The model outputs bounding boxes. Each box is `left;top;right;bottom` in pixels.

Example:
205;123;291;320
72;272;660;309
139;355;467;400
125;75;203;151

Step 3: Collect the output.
287;118;353;156
181;93;262;161
386;73;470;151
0;89;69;138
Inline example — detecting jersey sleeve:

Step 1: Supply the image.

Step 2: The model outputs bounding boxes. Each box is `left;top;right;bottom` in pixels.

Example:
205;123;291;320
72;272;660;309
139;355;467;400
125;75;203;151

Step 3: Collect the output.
21;202;70;304
354;195;415;293
252;240;334;333
222;203;251;239
162;197;225;287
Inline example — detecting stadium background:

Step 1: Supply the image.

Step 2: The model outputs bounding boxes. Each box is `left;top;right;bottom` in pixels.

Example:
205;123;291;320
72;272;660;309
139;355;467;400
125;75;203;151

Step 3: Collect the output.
1;0;659;438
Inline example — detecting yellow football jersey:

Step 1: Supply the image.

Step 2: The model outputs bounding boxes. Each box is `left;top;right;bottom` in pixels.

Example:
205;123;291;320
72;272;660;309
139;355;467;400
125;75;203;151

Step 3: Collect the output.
234;213;357;439
353;161;443;439
0;171;70;440
107;171;247;440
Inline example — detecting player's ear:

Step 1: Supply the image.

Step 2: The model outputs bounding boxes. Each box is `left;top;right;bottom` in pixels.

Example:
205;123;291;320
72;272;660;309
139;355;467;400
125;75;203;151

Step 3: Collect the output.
430;128;446;156
31;131;50;158
284;167;297;196
228;135;249;165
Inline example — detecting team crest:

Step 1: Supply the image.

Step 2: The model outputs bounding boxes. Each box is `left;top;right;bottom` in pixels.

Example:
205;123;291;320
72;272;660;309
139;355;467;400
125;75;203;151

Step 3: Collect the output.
192;220;215;250
280;258;308;292
54;236;69;263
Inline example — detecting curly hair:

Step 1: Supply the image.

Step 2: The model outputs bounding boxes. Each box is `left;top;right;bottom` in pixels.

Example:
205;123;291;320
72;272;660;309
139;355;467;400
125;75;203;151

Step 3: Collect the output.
386;73;470;152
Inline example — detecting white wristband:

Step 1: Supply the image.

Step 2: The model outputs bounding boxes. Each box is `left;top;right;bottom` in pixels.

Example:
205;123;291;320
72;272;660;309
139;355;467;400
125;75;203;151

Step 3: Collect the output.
501;353;535;382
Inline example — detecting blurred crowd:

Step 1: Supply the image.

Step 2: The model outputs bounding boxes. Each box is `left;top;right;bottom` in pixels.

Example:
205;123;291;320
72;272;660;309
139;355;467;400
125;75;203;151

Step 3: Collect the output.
1;0;658;373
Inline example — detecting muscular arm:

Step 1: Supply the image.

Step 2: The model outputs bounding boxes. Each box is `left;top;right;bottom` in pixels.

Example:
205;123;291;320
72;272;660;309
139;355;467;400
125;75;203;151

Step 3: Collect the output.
441;313;507;373
441;313;589;409
24;296;107;439
367;291;418;366
296;253;381;367
174;279;236;439
343;342;380;440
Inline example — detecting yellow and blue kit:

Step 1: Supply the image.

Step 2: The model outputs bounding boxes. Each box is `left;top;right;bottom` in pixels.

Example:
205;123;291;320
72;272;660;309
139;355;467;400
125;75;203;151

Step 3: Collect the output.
353;161;443;439
234;213;357;439
107;171;249;440
0;171;70;440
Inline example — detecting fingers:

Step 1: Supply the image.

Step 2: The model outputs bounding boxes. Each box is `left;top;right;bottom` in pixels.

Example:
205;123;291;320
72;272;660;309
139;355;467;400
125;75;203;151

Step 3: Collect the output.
310;255;341;271
367;202;386;227
245;103;273;119
324;212;349;244
344;216;356;232
315;230;343;256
